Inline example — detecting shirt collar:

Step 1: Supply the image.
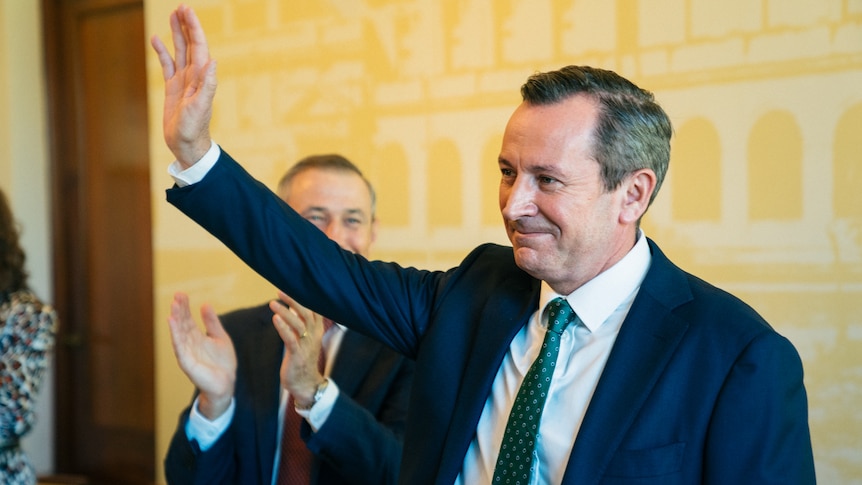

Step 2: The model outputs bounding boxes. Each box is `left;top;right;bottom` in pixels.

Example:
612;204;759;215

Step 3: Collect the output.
539;231;651;333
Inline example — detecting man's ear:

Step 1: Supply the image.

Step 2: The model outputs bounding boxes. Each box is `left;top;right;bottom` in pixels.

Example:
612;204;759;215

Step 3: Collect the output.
619;169;656;224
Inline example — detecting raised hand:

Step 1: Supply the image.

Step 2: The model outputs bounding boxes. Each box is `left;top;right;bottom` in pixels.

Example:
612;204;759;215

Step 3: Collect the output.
168;292;237;420
269;291;327;409
150;4;216;168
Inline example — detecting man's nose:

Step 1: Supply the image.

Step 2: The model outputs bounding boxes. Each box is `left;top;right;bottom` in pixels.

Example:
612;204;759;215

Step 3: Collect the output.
501;180;537;219
325;222;350;250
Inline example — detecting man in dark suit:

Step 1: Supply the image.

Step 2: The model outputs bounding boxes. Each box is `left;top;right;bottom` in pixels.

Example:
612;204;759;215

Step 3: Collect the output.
153;5;815;484
163;154;413;485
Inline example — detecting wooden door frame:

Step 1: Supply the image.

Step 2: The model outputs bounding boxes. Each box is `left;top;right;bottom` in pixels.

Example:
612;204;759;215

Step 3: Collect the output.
42;0;155;481
42;2;87;470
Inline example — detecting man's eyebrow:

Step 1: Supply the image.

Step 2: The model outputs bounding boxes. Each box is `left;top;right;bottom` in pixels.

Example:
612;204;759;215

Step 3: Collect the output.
497;158;565;176
344;208;369;218
528;164;565;175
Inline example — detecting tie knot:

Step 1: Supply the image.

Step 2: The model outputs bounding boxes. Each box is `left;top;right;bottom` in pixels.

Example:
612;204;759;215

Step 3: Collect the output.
546;297;575;334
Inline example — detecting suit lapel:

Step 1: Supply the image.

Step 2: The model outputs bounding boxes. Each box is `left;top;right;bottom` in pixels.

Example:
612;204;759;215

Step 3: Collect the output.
249;322;285;483
562;240;694;484
436;274;541;482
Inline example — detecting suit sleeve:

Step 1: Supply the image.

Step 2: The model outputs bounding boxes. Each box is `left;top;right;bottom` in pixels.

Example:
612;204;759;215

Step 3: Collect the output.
166;149;445;359
303;356;414;485
703;331;815;484
163;405;241;485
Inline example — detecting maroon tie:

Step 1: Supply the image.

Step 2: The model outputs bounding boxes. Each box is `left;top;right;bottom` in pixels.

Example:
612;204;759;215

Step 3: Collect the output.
275;319;335;485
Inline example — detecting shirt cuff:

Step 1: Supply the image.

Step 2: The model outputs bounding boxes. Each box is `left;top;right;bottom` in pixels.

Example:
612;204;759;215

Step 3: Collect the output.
168;140;221;187
185;395;236;451
296;379;340;432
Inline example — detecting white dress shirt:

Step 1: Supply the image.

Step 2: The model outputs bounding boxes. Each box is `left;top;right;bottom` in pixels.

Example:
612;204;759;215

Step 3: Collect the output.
455;232;651;485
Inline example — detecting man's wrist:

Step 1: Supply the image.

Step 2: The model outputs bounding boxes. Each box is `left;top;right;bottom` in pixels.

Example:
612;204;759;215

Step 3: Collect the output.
294;378;329;410
169;140;220;187
185;136;214;170
187;396;235;451
197;391;234;420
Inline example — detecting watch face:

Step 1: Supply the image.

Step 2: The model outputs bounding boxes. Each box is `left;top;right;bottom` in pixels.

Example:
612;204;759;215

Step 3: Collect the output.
314;378;329;402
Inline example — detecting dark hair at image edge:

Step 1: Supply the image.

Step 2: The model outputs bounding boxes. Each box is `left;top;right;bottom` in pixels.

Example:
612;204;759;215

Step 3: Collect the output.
0;188;29;294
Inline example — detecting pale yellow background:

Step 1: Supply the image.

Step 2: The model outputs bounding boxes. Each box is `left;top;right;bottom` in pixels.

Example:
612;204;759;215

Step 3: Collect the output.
144;0;860;483
2;0;859;482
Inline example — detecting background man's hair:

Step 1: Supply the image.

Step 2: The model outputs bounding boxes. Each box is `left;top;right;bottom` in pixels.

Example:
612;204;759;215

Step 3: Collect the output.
278;154;377;217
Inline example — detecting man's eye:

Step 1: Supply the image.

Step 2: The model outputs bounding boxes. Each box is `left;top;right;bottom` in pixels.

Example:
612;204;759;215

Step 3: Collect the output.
305;215;327;228
538;176;557;184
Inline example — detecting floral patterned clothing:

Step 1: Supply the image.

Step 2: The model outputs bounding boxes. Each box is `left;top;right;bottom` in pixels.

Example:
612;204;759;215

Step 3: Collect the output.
0;290;58;485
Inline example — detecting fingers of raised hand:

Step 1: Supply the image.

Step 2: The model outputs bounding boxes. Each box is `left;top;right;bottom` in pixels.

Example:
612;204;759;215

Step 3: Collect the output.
170;5;210;71
156;5;210;80
169;8;188;70
150;35;175;81
181;5;211;67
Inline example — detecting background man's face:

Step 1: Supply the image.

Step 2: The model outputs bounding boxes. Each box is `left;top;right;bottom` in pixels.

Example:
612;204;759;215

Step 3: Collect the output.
279;168;377;258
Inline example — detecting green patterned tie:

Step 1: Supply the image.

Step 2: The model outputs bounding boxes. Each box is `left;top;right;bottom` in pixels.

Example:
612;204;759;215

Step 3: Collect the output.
492;297;576;484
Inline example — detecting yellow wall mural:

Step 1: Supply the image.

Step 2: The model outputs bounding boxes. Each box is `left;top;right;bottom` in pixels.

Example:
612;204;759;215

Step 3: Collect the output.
146;1;862;482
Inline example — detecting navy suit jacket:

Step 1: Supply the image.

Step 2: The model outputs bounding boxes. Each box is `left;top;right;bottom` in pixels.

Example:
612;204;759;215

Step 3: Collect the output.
168;149;815;484
164;303;414;485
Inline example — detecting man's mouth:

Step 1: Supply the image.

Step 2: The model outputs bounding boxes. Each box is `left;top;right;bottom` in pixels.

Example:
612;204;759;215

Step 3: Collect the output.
507;220;550;236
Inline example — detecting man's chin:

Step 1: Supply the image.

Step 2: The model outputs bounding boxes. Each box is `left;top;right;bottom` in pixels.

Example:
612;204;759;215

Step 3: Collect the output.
513;248;545;276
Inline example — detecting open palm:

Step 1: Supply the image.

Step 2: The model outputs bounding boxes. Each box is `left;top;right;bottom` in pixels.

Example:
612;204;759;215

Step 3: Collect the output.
168;292;237;418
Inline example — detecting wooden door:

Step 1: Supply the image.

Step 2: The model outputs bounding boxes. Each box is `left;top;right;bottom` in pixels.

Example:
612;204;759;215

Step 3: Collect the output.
42;0;154;483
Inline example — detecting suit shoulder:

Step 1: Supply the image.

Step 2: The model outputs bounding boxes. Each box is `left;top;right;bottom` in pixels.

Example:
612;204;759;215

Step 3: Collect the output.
459;243;521;275
664;267;798;358
683;272;766;325
646;240;776;339
436;243;532;292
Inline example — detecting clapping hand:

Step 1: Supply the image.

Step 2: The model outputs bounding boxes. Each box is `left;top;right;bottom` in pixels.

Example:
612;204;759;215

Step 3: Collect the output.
270;291;328;409
168;292;237;420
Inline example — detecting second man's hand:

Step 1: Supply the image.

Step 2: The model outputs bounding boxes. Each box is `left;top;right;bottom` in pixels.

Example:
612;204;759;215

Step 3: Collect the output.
168;292;238;420
270;291;327;409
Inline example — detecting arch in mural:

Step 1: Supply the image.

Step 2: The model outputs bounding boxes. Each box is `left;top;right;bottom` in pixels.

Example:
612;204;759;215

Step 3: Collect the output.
671;117;722;222
372;142;410;227
747;110;803;221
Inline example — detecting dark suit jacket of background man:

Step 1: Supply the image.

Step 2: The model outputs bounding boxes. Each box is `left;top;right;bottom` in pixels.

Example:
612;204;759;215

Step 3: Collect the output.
167;150;815;485
164;302;414;485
